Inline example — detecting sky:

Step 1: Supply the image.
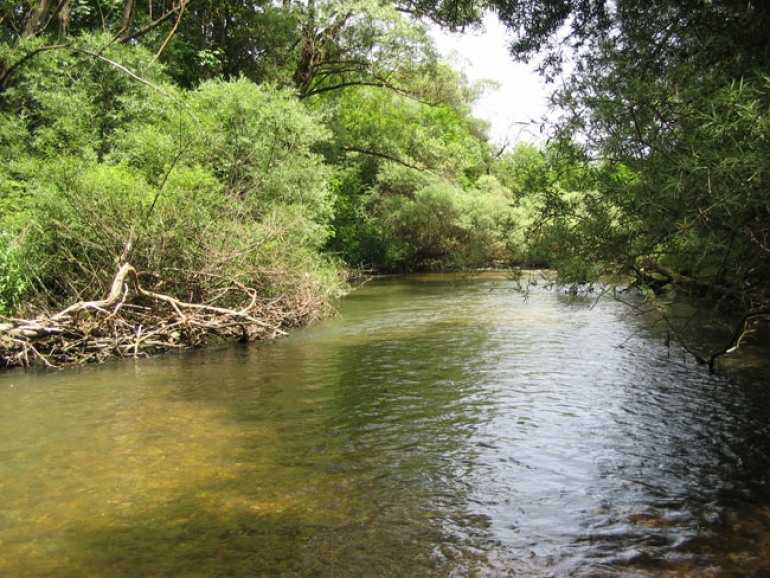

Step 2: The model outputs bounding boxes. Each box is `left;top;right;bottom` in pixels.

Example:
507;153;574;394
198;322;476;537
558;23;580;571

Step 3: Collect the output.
428;13;551;146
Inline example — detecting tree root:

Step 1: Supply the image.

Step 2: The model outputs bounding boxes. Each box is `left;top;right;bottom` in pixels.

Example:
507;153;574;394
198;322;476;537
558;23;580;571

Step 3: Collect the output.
0;263;306;369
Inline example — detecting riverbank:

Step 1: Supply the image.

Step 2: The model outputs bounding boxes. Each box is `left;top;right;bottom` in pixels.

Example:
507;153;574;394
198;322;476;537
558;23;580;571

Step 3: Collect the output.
1;267;520;370
0;262;339;369
3;265;763;372
0;267;543;370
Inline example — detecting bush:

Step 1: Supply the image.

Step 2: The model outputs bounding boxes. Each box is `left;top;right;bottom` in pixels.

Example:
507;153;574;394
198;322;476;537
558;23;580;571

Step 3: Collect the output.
0;230;28;315
0;35;344;317
363;169;527;271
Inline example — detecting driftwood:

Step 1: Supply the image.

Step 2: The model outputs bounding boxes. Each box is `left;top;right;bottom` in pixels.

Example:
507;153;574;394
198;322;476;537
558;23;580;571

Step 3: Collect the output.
0;263;306;369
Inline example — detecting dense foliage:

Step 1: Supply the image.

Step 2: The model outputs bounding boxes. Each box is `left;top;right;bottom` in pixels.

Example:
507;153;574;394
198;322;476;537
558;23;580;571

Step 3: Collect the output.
0;2;548;320
494;0;770;314
0;35;343;316
3;0;769;348
320;76;535;271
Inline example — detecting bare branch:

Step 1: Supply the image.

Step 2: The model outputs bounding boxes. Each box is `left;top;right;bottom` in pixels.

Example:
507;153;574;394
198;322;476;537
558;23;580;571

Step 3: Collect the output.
342;146;428;173
150;0;187;64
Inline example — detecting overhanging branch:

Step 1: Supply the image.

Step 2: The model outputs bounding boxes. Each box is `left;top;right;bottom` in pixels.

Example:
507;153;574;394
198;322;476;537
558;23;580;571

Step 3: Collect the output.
342;146;427;172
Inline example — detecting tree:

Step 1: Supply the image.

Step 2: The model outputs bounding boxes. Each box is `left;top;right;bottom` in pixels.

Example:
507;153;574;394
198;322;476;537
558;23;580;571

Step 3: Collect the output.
469;0;770;364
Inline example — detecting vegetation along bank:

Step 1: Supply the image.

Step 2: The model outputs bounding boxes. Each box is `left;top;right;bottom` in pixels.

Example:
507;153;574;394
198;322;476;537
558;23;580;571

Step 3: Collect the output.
1;0;769;368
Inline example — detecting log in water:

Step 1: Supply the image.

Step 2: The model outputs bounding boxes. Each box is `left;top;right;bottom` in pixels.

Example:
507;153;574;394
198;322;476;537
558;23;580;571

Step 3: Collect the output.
1;273;769;576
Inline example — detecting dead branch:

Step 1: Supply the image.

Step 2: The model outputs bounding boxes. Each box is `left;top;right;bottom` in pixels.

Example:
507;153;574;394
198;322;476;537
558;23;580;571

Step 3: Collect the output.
0;263;303;369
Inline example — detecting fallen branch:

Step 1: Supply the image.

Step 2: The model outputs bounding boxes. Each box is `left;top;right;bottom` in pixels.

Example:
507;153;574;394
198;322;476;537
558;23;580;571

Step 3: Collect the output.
0;263;303;369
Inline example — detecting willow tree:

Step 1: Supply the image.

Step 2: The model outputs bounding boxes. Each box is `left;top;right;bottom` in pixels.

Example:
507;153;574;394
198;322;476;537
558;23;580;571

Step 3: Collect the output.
382;0;770;361
480;0;770;365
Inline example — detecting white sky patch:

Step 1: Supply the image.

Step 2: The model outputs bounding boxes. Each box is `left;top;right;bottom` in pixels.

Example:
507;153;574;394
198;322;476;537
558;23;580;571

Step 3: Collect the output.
428;13;551;146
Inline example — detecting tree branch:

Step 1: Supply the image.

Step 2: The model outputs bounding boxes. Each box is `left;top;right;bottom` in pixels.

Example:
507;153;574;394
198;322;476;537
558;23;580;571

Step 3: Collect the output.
300;79;439;106
150;0;187;63
118;5;181;43
708;308;770;371
0;43;69;91
342;146;427;172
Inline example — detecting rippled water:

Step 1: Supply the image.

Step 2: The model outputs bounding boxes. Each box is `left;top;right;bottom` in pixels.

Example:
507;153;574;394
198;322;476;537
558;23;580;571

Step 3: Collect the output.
1;273;770;577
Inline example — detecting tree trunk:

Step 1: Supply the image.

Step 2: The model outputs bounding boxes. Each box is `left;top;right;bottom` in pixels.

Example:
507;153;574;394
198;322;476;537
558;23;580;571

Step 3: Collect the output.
293;0;317;92
118;0;136;36
23;0;53;36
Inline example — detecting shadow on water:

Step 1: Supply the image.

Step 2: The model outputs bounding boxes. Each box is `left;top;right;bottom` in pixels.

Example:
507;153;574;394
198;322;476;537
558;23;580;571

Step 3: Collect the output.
1;273;770;577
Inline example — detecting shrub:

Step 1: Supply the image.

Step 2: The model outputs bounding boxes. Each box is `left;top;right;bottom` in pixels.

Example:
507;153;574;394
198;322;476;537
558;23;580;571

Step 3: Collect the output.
0;35;344;317
0;230;28;315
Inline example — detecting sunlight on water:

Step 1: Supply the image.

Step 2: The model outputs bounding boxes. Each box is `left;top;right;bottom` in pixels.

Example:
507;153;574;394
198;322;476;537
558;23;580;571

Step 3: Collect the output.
1;273;769;577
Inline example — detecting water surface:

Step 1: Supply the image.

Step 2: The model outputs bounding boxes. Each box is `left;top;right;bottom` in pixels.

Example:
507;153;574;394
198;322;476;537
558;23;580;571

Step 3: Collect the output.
1;273;769;577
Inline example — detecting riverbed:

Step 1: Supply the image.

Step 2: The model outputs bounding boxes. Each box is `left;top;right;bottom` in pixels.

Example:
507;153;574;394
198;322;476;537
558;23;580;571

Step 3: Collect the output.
1;273;769;577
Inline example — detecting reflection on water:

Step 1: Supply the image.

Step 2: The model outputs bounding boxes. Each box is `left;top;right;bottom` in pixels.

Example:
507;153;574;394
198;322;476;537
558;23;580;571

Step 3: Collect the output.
1;273;769;577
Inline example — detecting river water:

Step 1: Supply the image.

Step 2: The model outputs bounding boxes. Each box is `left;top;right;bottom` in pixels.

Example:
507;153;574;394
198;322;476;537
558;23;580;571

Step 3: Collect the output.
1;273;769;577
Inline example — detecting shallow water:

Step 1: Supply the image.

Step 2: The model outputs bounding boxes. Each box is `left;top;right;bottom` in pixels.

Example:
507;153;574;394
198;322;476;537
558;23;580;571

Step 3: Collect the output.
1;273;769;577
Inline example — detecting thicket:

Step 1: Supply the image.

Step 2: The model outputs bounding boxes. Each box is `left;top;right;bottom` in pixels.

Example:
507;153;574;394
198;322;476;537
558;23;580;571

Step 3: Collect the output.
0;3;550;366
322;84;547;271
0;35;348;364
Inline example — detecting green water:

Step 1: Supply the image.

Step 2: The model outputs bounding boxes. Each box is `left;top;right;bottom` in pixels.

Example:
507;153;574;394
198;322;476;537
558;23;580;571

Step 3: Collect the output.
1;273;770;577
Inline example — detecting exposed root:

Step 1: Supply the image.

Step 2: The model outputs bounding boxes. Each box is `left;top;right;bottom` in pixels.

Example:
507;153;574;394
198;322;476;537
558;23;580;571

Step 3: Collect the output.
0;263;322;369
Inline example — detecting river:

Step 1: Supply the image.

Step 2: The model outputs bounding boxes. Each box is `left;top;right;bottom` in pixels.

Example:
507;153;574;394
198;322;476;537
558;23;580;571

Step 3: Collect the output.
1;273;769;577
